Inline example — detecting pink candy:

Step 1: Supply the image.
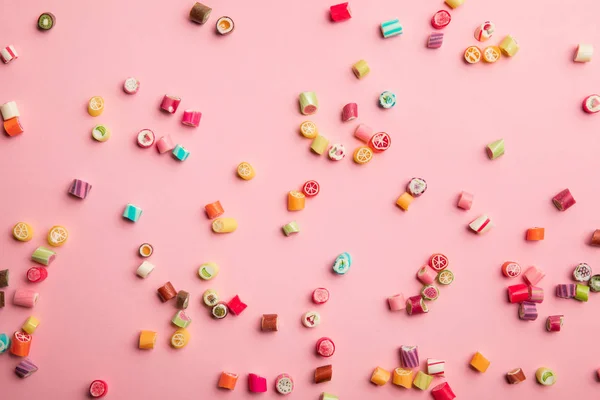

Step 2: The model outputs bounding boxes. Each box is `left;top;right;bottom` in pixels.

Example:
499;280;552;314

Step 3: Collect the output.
181;110;202;127
156;135;175;154
316;337;335;357
354;124;373;143
312;288;330;304
160;95;181;114
342;103;358;122
457;191;473;210
523;266;545;286
388;293;406;311
248;373;267;393
13;289;39;308
417;265;437;285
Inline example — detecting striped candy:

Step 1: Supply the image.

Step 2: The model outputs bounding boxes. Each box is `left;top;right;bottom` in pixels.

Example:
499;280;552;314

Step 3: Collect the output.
123;204;143;222
518;301;538;321
427;359;445;376
428;33;444;49
400;345;419;368
172;144;190;161
15;358;38;378
1;45;18;64
69;179;92;199
381;19;403;38
556;283;575;298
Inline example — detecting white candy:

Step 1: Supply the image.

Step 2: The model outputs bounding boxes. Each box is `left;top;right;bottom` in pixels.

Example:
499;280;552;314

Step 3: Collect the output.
0;101;19;121
136;261;155;278
427;359;445;376
574;44;593;63
302;311;321;328
469;215;493;234
123;77;140;94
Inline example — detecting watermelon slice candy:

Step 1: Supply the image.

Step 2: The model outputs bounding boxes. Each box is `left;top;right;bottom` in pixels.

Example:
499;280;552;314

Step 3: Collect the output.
89;380;108;398
421;285;439;301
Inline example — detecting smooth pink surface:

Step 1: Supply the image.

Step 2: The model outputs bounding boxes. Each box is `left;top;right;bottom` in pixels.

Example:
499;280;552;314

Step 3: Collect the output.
1;0;600;399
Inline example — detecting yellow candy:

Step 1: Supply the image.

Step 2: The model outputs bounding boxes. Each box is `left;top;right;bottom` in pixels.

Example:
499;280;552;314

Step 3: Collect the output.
445;0;464;9
139;330;157;349
470;351;491;372
352;60;370;79
13;222;33;242
22;316;40;334
310;135;329;155
237;162;255;180
499;35;519;57
482;46;501;63
170;328;190;349
392;368;413;388
413;371;433;390
396;192;414;211
353;146;373;164
300;121;318;139
212;218;238;233
47;225;68;247
198;262;220;280
87;96;104;117
370;367;391;386
287;191;306;211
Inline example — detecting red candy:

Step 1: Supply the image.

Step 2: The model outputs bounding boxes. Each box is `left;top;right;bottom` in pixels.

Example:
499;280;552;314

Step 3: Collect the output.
428;253;449;271
431;382;456;400
502;261;521;278
341;103;358;122
316;337;335;357
89;380;108;398
330;3;352;22
431;10;451;29
302;180;320;197
226;295;247;315
27;267;48;283
312;288;330;304
368;132;391;153
507;284;529;303
552;189;576;211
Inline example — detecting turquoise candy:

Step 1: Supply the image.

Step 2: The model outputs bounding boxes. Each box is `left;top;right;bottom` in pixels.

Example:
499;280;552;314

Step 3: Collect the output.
0;333;11;353
172;144;190;161
333;252;352;274
123;204;143;222
379;91;396;109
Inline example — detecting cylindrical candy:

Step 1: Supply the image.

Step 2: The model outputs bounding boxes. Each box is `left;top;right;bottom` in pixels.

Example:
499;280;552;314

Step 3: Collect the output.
464;46;482;63
421;285;439;301
406;296;428;315
486;139;505;159
299;120;318;139
282;221;300;236
14;289;39;308
368;132;391;152
87;96;104;117
15;358;38;379
181;110;202;127
546;315;563;332
138;330;157;349
506;368;526;384
507;284;529;303
302;180;320;197
469;215;493;234
591;229;600;246
330;2;351;22
205;201;224;219
216;17;234;35
312;288;330;304
311;135;330;155
474;21;495;41
427;33;444;49
315;365;332;383
528;286;544;303
138;243;153;258
136;129;155;148
342;103;358;121
457;191;473;210
189;2;212;24
176;291;190;309
0;45;18;64
212;303;228;319
552;189;576;211
392;368;413;388
156;135;175;153
1;101;20;120
555;284;575;298
38;12;56;30
413;371;433;390
518;301;538;321
407;178;427;197
47;225;68;247
316;337;335;357
437;270;454;285
68;179;92;199
172;144;190;161
0;333;11;353
4;118;24;136
333;252;352;274
302;311;321;328
427;359;445;377
89;380;108;398
353;146;373;164
396;192;414;211
574;44;593;62
261;314;279;332
237;161;255;180
526;227;545;241
370;367;391;386
13;222;33;242
431;10;451;29
123;77;140;94
499;35;519;57
378;91;396;109
352;60;370;79
400;345;419;368
217;372;238;390
203;289;219;307
431;382;456;400
10;331;32;357
248;374;267;393
536;367;556;386
417;265;438;285
212;218;238;233
299;92;318;115
589;275;600;292
380;19;403;38
445;0;464;8
523;266;545;285
0;269;8;287
172;310;191;328
354;124;373;143
575;284;589;301
583;95;600;113
502;261;521;278
92;125;110;142
27;267;48;283
157;282;176;302
387;293;406;311
170;328;190;349
198;262;219;280
275;373;294;394
573;263;592;282
287;190;306;211
160;95;181;113
22;317;40;334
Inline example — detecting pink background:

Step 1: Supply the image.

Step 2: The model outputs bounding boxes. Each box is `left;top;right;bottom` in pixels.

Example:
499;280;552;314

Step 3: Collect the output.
1;0;599;398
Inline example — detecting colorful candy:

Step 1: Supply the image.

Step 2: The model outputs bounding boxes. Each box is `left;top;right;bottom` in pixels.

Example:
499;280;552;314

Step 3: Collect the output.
589;275;600;292
354;124;373;142
311;135;330;155
470;352;490;373
217;372;238;390
172;310;192;328
556;284;575;298
69;179;92;199
352;60;370;79
170;328;190;349
32;247;55;266
22;317;40;334
330;3;352;22
299;92;318;115
38;12;56;30
89;380;108;398
1;45;18;64
535;367;556;386
428;33;444;49
528;286;544;303
300;121;318;139
369;132;391;152
137;129;155;148
87;96;104;117
320;393;338;400
15;359;38;379
583;95;600;113
287;190;306;211
445;0;464;8
157;282;177;302
353;146;374;164
160;95;181;113
176;291;190;309
212;218;237;233
499;35;519;57
313;288;330;304
282;221;300;236
380;19;403;38
396;192;414;211
483;45;501;63
189;2;212;24
417;265;438;285
203;289;219;307
508;284;529;303
431;10;451;29
302;311;321;328
328;143;347;160
315;365;333;383
519;301;538;321
523;266;545;285
10;331;32;357
237;161;256;180
474;21;495;41
156;135;175;153
427;359;445;376
138;330;157;349
172;144;190;161
13;222;33;242
431;382;456;400
275;373;294;394
469;215;493;234
552;189;576;211
400;345;419;368
421;285;439;301
123;77;140;94
438;270;454;285
0;101;19;120
261;314;279;332
546;315;564;332
573;263;592;282
198;262;219;280
316;337;335;357
205;201;224;219
413;371;433;390
392;368;413;388
0;270;7;288
378;92;396;109
123;204;142;222
342;103;358;121
502;261;521;278
486;139;505;159
506;368;526;384
216;17;234;35
429;253;448;271
3;117;23;136
248;374;267;393
27;267;48;283
388;293;406;311
333;252;352;274
14;289;39;308
302;180;320;197
575;284;589;301
212;303;228;319
406;295;428;315
592;230;600;246
226;295;247;315
47;225;68;247
464;46;482;63
0;333;10;353
526;227;545;241
92;124;110;142
370;367;391;385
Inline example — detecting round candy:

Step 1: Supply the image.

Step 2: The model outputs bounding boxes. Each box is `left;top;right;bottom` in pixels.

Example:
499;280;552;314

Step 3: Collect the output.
474;21;495;41
302;311;321;328
379;91;396;109
137;129;155;148
92;125;110;142
482;46;501;63
216;16;234;35
88;96;104;117
428;253;448;271
37;12;56;30
89;380;108;398
589;275;600;292
573;263;592;282
431;10;451;29
316;337;335;357
353;146;373;164
421;285;439;301
368;132;391;153
502;261;521;278
407;178;427;197
138;243;153;257
212;303;228;319
170;328;190;348
123;77;140;94
437;270;454;285
464;46;482;64
536;367;556;386
198;262;219;280
328;143;346;161
302;180;320;197
203;289;219;307
300;121;318;139
333;252;352;274
13;222;33;242
237;162;256;180
312;288;330;304
275;374;294;395
582;95;600;113
47;225;68;247
27;267;48;283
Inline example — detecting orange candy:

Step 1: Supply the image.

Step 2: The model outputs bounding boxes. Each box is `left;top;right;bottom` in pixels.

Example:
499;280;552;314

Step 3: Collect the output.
3;117;23;136
205;201;224;219
10;331;32;357
482;46;501;63
218;372;239;390
464;46;482;64
526;227;545;241
287;191;306;211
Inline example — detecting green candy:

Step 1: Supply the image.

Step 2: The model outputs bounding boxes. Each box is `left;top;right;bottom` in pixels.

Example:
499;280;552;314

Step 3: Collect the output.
589;275;600;292
574;284;589;302
486;139;505;160
37;13;55;30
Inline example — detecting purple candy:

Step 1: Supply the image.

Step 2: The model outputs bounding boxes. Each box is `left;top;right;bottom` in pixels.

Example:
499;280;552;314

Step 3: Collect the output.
518;301;538;321
15;358;38;378
68;179;92;199
400;345;419;368
556;284;575;298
